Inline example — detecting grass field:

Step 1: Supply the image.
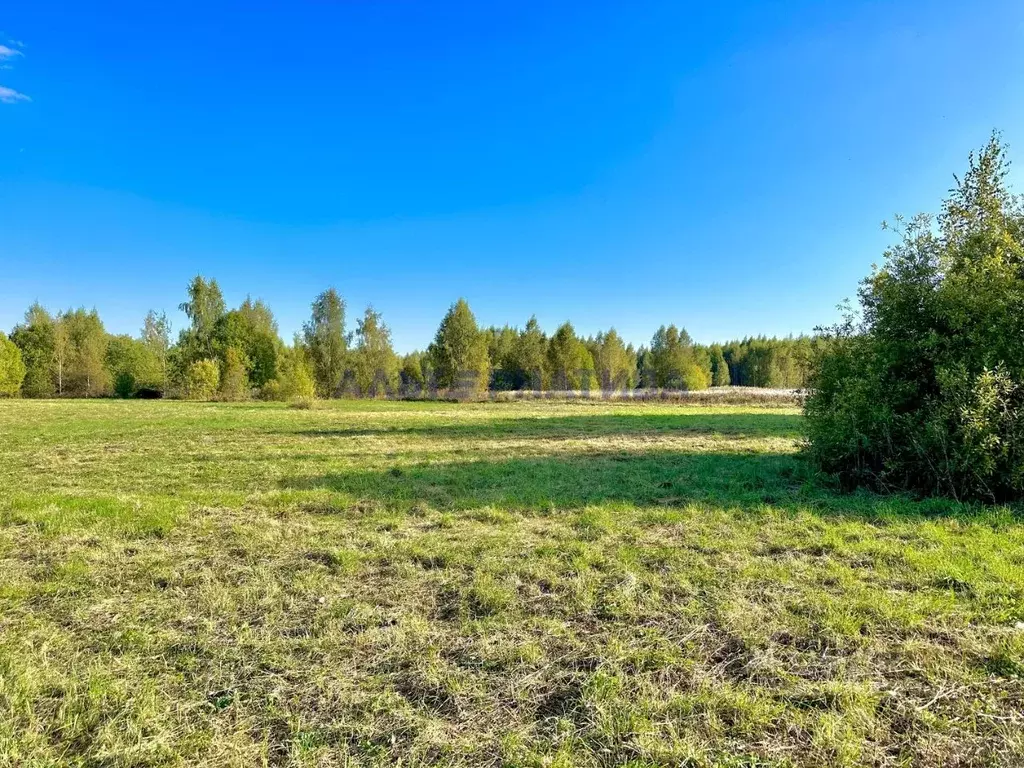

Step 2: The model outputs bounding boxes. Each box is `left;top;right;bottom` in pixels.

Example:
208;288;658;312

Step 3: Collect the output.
1;399;1023;767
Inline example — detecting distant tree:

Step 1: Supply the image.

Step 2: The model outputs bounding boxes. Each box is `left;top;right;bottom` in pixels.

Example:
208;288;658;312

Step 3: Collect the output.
288;359;316;404
214;301;280;388
719;336;818;388
546;322;597;391
185;359;220;401
236;296;278;337
591;328;632;391
350;306;399;396
486;325;521;390
106;334;155;397
624;343;639;389
141;310;171;392
303;288;347;398
10;303;57;397
61;308;110;397
399;352;427;396
52;316;71;396
509;316;547;390
710;345;731;386
177;276;226;363
0;332;26;397
427;299;489;395
647;325;709;390
636;346;654;388
688;346;713;391
219;347;250;401
264;343;315;403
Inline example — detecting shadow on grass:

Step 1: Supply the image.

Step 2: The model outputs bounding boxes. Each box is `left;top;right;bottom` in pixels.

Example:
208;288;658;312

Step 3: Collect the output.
285;411;805;441
280;449;977;519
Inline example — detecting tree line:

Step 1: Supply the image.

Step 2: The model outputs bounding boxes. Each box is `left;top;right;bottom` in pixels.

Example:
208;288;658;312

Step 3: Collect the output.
0;278;822;401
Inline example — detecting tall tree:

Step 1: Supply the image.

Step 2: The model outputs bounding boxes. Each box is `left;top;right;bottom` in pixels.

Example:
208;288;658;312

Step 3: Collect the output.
485;325;521;390
427;299;489;394
141;310;172;392
214;301;280;388
591;328;632;391
61;308;110;397
303;288;347;397
52;317;71;396
349;306;399;396
177;276;226;363
709;344;731;387
510;317;547;390
237;296;278;338
648;325;709;390
546;322;597;391
106;334;160;397
10;303;57;397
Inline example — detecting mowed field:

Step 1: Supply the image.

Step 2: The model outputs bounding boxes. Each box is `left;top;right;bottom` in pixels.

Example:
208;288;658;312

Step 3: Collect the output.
1;400;1023;768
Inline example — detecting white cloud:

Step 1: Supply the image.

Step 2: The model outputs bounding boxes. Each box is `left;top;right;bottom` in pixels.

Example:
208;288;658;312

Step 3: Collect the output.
0;85;30;103
0;37;28;102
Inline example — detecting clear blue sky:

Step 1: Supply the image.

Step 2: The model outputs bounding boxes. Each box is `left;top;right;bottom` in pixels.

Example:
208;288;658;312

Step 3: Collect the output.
2;1;1023;352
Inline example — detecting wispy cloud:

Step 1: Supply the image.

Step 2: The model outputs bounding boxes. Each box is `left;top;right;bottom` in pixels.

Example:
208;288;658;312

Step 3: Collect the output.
0;85;30;103
0;36;28;103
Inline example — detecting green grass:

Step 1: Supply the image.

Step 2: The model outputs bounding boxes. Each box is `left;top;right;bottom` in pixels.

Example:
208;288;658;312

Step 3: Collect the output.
1;399;1022;767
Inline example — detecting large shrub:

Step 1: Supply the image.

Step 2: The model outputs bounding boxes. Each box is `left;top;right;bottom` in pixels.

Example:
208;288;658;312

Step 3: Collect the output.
184;359;221;401
806;136;1024;501
219;347;250;401
262;348;316;406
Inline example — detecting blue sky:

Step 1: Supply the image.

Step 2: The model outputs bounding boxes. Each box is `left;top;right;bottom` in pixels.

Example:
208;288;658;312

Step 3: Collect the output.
2;1;1023;352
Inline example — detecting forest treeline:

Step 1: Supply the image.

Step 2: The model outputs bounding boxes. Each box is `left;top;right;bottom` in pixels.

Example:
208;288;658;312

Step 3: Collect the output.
0;281;823;401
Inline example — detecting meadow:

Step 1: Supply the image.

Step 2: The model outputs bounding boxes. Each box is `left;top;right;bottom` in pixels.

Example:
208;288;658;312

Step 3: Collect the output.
1;399;1022;767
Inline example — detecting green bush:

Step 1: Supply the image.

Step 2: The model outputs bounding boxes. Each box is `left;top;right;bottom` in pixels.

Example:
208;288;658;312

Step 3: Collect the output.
184;359;220;401
286;360;316;406
262;352;315;406
113;371;137;398
219;347;250;401
806;136;1024;501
